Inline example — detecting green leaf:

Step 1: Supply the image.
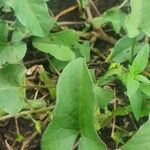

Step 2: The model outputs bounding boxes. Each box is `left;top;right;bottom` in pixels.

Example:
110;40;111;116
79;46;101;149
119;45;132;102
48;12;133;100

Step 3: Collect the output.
92;16;107;29
123;120;150;150
136;75;150;84
140;0;150;36
33;40;76;61
50;58;69;71
42;58;106;150
94;86;113;108
79;41;90;61
111;36;134;60
33;30;78;61
5;0;54;37
112;106;131;116
126;75;142;120
140;83;150;97
0;64;26;114
98;68;118;86
2;3;11;12
125;0;150;37
16;133;24;142
131;44;149;74
51;29;79;47
73;41;90;61
140;100;150;117
0;20;26;67
12;20;30;42
0;41;27;67
125;0;141;37
111;36;144;63
127;74;140;97
39;68;56;99
0;0;4;7
34;120;42;134
92;9;126;33
129;89;142;120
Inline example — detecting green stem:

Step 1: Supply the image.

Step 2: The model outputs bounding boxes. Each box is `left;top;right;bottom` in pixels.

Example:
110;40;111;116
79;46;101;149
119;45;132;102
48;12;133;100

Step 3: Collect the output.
46;54;61;75
0;106;54;121
130;37;136;64
23;84;49;89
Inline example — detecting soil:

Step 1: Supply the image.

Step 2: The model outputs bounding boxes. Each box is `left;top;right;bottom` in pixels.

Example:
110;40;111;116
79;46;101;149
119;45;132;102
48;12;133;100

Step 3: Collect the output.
0;0;146;150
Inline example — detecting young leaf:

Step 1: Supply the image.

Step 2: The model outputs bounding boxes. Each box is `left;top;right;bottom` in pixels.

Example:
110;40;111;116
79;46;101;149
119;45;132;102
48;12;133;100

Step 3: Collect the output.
123;120;150;150
98;68;118;86
92;16;107;29
42;58;106;150
0;41;27;67
79;41;90;61
111;35;144;63
131;44;149;74
73;41;90;61
0;64;26;114
94;85;113;108
92;9;126;33
5;0;54;37
111;36;134;62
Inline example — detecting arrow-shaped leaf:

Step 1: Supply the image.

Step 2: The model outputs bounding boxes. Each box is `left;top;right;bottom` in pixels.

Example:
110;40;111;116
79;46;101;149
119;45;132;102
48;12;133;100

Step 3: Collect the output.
42;58;106;150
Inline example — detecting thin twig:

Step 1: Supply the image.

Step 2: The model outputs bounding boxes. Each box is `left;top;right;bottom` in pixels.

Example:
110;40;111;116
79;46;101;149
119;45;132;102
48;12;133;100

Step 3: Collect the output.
55;5;78;21
90;0;101;16
111;89;116;138
24;58;48;65
46;55;61;75
5;140;13;150
15;117;20;134
86;6;93;21
117;0;129;9
73;141;80;150
85;5;116;45
21;132;38;150
58;21;84;26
